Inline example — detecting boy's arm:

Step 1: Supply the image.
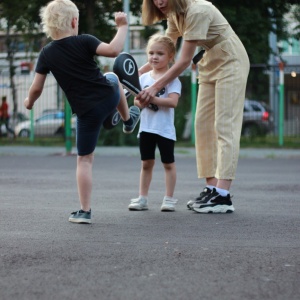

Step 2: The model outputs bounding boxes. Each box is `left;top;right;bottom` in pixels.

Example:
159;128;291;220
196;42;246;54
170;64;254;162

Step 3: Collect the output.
24;73;47;110
95;12;128;57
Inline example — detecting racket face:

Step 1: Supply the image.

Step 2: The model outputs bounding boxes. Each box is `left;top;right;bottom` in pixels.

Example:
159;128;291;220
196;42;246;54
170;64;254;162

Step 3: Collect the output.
113;53;141;95
113;52;159;112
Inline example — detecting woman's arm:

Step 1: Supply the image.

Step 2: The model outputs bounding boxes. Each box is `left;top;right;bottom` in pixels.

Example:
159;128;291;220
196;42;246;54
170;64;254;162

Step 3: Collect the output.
136;40;197;105
138;62;152;77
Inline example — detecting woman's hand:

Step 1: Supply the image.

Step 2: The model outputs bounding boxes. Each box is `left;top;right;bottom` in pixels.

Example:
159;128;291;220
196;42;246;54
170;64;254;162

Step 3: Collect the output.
136;86;159;106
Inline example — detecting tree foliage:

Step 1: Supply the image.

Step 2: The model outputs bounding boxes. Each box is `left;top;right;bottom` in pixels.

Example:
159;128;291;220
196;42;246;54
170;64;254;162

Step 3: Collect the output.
208;0;300;63
1;0;299;64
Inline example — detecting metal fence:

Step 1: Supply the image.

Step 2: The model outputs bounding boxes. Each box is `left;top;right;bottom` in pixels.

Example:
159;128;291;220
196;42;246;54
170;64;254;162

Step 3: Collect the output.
247;64;300;138
0;64;299;144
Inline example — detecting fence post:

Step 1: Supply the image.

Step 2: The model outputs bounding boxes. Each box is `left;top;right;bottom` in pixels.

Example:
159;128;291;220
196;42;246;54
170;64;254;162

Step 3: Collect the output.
64;94;72;154
30;108;34;142
278;62;284;146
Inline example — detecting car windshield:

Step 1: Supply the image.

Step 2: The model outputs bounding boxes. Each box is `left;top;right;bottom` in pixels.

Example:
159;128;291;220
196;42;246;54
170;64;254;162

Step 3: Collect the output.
37;113;64;122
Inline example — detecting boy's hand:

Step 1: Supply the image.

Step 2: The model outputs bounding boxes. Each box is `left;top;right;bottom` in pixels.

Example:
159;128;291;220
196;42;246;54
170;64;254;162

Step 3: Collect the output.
115;12;128;28
24;97;33;110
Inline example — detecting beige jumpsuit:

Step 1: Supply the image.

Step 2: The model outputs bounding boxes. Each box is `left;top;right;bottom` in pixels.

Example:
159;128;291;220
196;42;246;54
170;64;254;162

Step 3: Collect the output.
167;0;250;180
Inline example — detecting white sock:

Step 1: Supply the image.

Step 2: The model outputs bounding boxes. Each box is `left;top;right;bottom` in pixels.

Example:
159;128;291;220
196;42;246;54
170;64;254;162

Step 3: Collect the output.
206;185;215;190
216;187;229;197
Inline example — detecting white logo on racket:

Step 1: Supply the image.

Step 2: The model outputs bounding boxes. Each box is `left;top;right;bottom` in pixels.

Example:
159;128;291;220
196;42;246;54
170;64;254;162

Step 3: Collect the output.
123;59;135;76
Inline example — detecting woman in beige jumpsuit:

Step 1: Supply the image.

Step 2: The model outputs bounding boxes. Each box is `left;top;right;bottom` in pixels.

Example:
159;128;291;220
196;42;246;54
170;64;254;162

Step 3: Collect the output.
137;0;250;213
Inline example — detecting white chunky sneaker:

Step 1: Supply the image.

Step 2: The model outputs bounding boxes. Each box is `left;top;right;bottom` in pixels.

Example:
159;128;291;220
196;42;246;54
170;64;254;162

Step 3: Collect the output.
128;196;148;211
161;196;178;212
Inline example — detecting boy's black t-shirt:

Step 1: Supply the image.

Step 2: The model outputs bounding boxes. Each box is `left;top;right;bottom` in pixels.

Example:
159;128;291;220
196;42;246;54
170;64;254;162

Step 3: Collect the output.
35;34;115;116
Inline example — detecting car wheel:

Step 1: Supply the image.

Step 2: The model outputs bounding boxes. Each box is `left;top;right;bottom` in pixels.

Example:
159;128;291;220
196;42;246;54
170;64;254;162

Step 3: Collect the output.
55;126;69;137
19;129;30;138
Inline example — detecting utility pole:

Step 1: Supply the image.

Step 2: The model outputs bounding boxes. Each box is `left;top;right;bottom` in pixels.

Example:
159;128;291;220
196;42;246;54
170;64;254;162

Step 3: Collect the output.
123;0;130;53
268;8;279;135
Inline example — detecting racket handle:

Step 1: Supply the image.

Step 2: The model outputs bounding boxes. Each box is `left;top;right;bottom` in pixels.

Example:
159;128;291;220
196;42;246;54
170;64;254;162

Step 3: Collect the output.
124;89;131;99
148;103;159;111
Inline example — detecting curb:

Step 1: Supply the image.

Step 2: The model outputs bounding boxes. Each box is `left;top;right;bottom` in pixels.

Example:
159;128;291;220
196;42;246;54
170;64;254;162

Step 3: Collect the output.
0;146;300;159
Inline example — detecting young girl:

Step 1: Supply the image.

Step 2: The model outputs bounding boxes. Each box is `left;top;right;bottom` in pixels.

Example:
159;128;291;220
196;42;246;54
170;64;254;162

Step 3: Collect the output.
129;34;182;212
24;0;140;224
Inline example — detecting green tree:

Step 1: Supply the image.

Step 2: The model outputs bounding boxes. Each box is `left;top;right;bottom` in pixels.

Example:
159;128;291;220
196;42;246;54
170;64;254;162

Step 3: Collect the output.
1;0;299;129
208;0;300;64
289;4;300;39
0;0;47;114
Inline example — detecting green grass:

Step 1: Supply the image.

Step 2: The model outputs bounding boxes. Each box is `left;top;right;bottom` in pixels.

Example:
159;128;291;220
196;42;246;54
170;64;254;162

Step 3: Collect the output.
0;137;71;147
0;135;299;149
240;136;300;149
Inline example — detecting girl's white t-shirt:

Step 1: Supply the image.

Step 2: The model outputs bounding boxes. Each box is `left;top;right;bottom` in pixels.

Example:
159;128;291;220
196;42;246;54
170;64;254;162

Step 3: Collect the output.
137;72;181;141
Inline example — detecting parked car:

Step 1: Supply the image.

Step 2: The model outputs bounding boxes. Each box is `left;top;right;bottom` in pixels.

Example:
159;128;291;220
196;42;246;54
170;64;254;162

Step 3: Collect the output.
242;99;274;137
14;111;76;137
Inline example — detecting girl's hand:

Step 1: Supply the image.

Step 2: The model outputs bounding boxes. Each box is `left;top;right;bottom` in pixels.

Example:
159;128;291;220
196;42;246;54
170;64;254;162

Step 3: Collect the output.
115;12;128;28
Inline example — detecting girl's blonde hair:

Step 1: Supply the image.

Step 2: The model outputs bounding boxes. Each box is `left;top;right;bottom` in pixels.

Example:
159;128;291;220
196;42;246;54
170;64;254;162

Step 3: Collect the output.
142;0;188;25
146;34;176;64
40;0;79;39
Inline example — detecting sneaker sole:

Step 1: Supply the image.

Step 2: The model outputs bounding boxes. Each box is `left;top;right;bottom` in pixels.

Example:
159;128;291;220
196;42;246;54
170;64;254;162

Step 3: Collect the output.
161;207;175;212
112;111;121;126
123;107;141;134
128;207;148;211
123;114;141;134
69;218;91;224
187;201;194;210
192;205;235;214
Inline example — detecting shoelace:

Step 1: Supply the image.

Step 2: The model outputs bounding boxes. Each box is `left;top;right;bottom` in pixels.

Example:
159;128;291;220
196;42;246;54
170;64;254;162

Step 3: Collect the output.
131;198;145;204
164;198;178;204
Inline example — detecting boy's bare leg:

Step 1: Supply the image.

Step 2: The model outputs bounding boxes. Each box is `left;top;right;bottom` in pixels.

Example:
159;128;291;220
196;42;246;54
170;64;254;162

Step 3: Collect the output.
76;153;94;211
116;82;130;121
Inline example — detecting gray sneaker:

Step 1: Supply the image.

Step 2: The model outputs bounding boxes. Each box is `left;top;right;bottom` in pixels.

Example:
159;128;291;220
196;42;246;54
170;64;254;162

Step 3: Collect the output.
128;196;148;211
187;187;212;210
68;209;91;224
161;196;177;212
123;106;140;134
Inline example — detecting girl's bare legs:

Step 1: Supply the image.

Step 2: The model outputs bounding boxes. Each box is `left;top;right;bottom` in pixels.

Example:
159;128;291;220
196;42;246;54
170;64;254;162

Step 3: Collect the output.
77;153;94;211
139;160;155;196
163;162;176;198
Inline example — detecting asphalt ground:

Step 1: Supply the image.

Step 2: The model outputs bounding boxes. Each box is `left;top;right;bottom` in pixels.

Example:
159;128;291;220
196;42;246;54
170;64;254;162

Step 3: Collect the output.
0;146;300;300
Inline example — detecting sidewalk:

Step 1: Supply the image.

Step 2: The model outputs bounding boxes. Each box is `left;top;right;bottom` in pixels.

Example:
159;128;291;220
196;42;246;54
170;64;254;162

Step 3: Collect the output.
0;145;300;158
